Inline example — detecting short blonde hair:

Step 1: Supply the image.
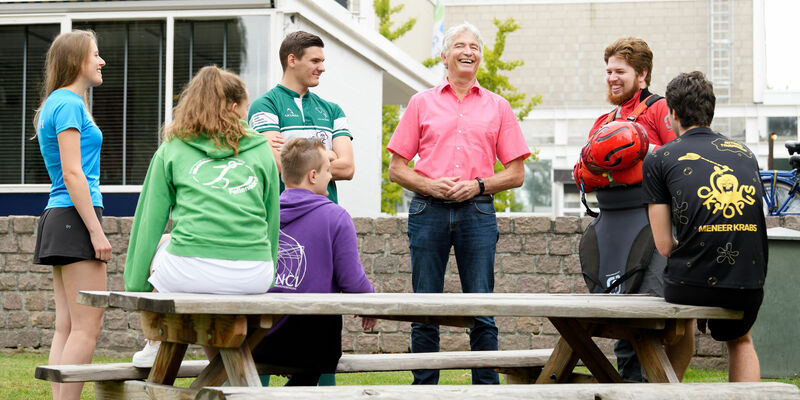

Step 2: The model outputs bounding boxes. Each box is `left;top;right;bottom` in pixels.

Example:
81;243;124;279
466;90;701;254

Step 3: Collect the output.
280;138;325;186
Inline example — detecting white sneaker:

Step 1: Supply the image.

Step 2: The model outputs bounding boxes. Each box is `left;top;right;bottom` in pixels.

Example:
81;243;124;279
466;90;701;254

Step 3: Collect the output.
132;340;161;368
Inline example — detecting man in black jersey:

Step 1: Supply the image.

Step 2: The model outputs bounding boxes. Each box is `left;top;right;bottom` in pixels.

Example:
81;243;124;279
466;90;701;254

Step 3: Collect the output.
642;71;766;382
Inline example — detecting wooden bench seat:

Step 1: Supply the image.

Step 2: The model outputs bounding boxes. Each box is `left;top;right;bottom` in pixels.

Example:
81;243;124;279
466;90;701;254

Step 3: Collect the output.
64;381;800;400
36;348;554;385
194;382;800;400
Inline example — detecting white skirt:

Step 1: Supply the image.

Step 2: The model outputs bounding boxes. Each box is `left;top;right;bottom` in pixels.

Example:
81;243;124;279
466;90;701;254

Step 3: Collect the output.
148;240;274;294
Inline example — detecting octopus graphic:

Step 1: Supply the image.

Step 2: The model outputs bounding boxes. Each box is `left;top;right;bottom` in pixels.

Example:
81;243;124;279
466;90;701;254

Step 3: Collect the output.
671;197;689;224
678;153;756;218
716;242;739;265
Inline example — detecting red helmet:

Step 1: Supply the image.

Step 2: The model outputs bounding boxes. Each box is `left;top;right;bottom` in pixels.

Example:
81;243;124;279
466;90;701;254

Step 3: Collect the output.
580;143;604;175
573;157;609;193
609;159;643;185
585;121;649;172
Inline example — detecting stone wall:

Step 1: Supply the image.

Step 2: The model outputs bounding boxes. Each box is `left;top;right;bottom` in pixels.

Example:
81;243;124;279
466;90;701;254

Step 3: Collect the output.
3;215;797;368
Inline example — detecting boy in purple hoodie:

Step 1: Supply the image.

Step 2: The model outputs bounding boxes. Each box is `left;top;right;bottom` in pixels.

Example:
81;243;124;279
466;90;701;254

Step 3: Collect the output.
252;138;376;386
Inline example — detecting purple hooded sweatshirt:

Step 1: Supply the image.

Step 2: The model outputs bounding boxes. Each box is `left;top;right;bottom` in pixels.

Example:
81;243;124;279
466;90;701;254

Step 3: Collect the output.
252;188;373;369
270;188;374;295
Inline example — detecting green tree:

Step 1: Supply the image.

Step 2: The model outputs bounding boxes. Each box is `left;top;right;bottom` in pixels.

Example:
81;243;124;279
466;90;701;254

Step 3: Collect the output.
476;18;542;122
374;0;417;41
381;104;405;213
422;56;440;68
375;0;417;214
475;18;543;211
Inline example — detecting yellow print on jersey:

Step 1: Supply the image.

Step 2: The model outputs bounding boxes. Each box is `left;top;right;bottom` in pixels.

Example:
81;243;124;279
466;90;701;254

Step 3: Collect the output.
712;138;753;159
677;153;756;218
697;224;758;232
716;242;739;265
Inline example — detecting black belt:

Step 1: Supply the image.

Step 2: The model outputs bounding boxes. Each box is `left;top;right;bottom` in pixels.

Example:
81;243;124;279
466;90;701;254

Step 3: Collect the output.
413;193;493;204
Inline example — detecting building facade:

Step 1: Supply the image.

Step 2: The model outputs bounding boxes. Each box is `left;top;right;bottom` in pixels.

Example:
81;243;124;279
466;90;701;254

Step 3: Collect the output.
371;0;800;215
2;0;798;217
0;0;437;217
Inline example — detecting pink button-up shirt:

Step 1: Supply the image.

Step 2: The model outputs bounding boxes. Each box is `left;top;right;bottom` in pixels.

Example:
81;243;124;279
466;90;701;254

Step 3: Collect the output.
387;79;530;181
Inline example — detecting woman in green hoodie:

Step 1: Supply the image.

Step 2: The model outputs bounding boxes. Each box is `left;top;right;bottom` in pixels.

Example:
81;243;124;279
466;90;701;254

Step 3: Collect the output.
124;66;280;366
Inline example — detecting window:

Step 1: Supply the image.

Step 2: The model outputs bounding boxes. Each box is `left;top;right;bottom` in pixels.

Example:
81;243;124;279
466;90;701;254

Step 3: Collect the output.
4;16;272;188
563;183;597;217
567;119;594;145
0;24;60;184
768;117;798;140
173;17;271;107
511;159;552;213
765;0;800;93
521;119;554;145
711;117;746;141
66;16;271;185
74;20;167;185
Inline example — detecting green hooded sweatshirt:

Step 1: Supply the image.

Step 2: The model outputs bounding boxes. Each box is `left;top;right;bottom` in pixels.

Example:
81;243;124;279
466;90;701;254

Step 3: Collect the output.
124;126;279;292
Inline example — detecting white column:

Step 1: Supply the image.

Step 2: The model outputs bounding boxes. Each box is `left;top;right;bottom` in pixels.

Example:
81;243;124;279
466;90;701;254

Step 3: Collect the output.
752;0;766;104
358;0;375;29
554;119;568;146
269;12;285;88
164;16;174;126
552;182;563;217
745;116;759;144
60;16;71;33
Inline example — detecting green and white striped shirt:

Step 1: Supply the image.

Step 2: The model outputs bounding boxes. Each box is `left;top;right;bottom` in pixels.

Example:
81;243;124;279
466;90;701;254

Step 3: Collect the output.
249;84;352;203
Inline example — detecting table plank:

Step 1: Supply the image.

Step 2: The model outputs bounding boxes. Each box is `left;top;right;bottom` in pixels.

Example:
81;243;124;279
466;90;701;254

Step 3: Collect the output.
549;318;624;383
535;337;579;384
95;380;197;400
140;311;248;348
219;342;261;387
34;360;208;382
631;334;680;383
189;326;272;390
147;342;187;385
195;383;800;400
361;315;475;328
87;292;742;320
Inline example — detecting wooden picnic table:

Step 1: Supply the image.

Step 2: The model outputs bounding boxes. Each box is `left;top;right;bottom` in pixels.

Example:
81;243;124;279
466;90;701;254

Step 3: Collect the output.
77;291;742;390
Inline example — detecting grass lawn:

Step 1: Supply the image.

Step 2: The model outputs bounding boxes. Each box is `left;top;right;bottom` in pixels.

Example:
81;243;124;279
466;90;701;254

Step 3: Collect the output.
2;350;798;399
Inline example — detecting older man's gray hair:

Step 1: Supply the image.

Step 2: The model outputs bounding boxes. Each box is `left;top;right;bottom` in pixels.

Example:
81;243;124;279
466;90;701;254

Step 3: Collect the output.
442;22;483;57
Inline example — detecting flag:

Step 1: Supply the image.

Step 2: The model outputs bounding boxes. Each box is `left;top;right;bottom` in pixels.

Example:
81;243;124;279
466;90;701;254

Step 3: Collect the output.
430;0;444;77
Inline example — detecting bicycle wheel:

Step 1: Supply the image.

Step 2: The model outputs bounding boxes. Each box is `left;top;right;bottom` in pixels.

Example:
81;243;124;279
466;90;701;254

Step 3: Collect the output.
762;180;800;215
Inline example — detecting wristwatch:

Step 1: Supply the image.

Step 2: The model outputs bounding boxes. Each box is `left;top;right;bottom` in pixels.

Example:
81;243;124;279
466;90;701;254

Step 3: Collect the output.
475;177;485;195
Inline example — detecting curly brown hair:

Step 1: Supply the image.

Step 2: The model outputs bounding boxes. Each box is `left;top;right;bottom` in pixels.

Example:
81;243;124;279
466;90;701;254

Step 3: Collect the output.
165;66;249;154
666;71;715;128
604;37;654;87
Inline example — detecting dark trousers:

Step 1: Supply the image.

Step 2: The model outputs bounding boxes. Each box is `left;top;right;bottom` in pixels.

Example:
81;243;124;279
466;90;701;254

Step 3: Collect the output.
407;195;499;385
251;315;342;386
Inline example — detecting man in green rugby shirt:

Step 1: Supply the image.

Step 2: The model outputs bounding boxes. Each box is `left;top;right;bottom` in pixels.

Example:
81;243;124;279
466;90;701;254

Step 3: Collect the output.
248;31;354;203
250;31;353;386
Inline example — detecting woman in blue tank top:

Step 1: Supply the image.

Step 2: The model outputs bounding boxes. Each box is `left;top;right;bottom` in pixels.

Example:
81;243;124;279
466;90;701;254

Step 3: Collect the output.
32;30;110;400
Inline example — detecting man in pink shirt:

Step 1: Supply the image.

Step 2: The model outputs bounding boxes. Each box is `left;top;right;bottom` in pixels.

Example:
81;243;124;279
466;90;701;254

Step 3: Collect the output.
387;22;530;385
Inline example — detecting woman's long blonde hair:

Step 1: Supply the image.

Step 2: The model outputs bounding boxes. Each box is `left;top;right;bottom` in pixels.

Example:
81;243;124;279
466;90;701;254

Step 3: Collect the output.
33;30;97;130
165;66;249;155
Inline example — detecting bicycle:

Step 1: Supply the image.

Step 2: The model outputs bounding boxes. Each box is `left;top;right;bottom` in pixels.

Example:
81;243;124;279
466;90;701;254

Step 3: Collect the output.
760;141;800;216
